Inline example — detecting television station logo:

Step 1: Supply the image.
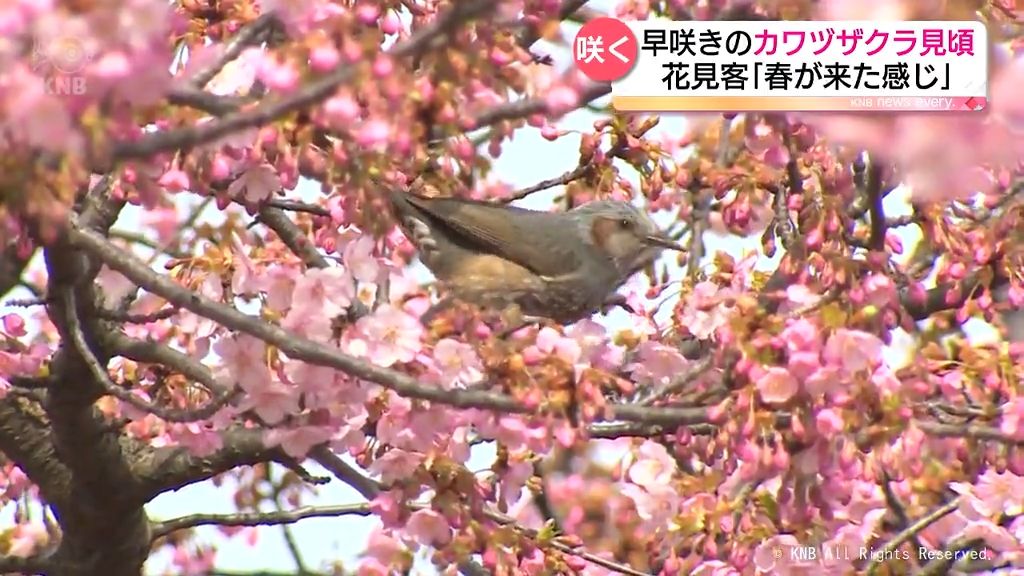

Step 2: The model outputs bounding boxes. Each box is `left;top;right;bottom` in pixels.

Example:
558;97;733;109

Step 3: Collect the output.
29;33;95;95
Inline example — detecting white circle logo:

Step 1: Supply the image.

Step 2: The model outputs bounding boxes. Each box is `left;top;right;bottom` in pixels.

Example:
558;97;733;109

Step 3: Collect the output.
32;35;93;75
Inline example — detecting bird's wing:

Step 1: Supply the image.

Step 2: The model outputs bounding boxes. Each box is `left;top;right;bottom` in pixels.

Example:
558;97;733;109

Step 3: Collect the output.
398;193;583;277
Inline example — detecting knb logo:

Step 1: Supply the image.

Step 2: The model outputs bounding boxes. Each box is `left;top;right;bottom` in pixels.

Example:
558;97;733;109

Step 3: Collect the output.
30;33;94;95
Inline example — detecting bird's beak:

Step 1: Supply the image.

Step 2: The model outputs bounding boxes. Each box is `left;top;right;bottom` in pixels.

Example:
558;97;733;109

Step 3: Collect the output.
644;233;686;252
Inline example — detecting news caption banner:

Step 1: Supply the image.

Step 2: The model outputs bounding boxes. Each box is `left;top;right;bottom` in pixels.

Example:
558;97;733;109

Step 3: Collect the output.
573;18;988;112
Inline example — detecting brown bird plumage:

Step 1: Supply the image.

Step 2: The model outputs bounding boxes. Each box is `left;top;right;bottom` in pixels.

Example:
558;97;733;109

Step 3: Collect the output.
388;188;684;324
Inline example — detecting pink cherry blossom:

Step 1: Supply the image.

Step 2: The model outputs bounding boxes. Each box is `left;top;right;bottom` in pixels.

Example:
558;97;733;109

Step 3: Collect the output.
404;509;451;547
692;561;741;576
342;235;381;283
1;65;81;154
815;408;845;439
4;1;1024;573
167;422;225;457
680;281;733;339
356;119;391;150
286;267;354;317
959;521;1021;552
627;341;689;386
951;470;1024;517
566;319;624;370
1000;398;1024;440
228;164;282;203
627;441;677;489
756;366;799;404
343;304;423;368
323;93;361;124
309;44;340;72
367;448;424;484
619;482;679;529
214;334;270;386
781;318;822;354
234;368;299;425
157;167;190;192
254;55;300;93
363;526;406;565
823;329;884;374
431;338;484;388
264;425;332;458
523;327;581;365
2;314;26;337
204;47;259;96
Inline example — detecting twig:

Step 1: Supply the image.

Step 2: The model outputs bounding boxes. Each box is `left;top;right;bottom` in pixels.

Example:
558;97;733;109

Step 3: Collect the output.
62;290;238;423
916;421;1024;445
144;197;214;267
866;163;886;251
880;469;924;569
151;504;372;540
112;0;499;161
865;498;961;575
188;13;278;89
166;87;251;116
776;125;801;247
638;355;713;406
95;306;180;323
472;83;611;131
4;296;48;308
505;165;594;203
917;537;989;575
482;509;655;576
309;447;381;499
109;229;189;259
269;475;311;575
265;200;331;217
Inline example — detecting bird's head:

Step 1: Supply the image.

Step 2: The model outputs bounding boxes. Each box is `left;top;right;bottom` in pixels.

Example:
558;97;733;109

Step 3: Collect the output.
571;200;685;275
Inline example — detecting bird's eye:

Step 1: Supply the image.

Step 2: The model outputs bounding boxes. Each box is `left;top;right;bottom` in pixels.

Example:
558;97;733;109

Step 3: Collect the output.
618;218;631;228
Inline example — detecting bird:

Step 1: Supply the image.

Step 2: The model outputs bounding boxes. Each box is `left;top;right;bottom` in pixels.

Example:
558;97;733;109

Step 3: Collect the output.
388;188;685;326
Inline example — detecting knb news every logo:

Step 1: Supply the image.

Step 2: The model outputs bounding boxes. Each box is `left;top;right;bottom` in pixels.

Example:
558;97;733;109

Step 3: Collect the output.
30;34;94;95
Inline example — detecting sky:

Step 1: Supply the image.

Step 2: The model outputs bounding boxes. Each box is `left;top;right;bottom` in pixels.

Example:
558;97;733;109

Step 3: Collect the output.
1;3;1012;575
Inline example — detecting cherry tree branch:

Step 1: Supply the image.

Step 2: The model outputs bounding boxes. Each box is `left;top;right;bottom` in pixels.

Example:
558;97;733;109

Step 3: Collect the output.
864;498;961;576
188;13;279;89
915;421;1024;446
255;205;330;269
0;396;74;506
63;290;238;422
112;0;499;161
67;224;712;428
28;177;163;576
471;83;611;131
866;163;887;251
151;504;373;540
482;509;652;576
309;447;381;500
503;104;656;204
132;427;281;501
264;200;331;218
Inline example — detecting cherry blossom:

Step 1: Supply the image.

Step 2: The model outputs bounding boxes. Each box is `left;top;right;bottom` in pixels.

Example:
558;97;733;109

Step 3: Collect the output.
342;304;424;368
